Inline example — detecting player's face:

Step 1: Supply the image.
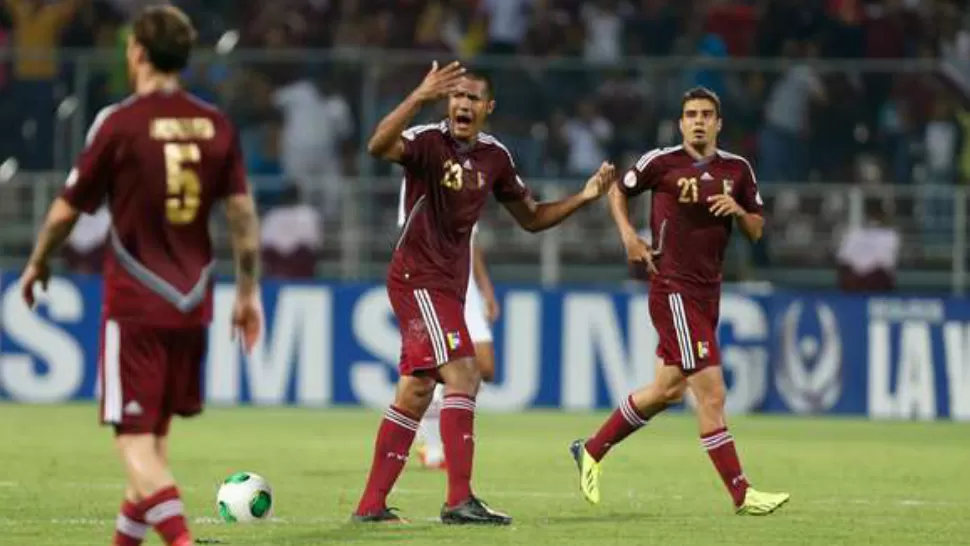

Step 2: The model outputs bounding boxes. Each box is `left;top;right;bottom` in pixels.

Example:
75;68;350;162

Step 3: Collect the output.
448;77;494;141
679;99;722;148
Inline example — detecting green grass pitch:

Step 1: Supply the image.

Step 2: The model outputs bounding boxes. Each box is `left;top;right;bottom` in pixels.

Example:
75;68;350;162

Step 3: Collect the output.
1;404;967;545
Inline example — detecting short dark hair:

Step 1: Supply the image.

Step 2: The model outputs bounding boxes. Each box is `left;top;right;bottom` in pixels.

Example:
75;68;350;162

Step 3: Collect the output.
132;5;197;73
463;70;494;100
681;86;722;118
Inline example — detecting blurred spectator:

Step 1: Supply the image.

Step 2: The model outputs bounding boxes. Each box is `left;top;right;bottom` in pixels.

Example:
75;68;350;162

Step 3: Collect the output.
759;40;827;182
478;0;534;55
7;0;82;169
64;204;109;274
273;76;353;221
261;184;322;279
624;0;679;56
562;99;613;176
836;203;899;292
581;0;627;65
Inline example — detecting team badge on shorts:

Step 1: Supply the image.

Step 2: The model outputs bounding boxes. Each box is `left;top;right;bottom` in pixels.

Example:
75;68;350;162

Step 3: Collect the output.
446;331;462;350
696;341;710;359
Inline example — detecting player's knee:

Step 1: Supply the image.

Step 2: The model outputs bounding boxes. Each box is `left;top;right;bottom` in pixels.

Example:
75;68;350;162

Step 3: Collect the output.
664;383;687;404
442;358;481;395
697;388;726;415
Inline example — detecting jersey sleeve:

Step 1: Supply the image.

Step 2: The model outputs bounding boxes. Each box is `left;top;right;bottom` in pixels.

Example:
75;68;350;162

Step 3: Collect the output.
492;151;531;203
736;159;764;215
400;125;437;171
220;125;249;198
61;107;118;214
620;148;665;197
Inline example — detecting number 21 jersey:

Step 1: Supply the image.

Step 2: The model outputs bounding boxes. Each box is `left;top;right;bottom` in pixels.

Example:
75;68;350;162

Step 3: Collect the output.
60;90;248;327
620;145;763;299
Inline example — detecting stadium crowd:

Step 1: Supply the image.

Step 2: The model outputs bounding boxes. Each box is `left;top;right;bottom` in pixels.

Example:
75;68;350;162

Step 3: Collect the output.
0;0;967;280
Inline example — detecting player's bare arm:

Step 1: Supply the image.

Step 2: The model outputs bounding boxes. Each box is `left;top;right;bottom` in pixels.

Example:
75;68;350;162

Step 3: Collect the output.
472;244;499;322
707;194;764;241
226;193;262;352
366;61;466;162
503;161;615;232
608;184;658;275
19;197;81;308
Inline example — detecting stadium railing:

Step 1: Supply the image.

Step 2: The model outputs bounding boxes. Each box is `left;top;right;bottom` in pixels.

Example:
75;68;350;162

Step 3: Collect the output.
1;172;967;294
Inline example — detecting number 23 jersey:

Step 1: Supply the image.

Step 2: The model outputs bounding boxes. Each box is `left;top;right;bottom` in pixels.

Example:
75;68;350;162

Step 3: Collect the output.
621;145;764;299
60;90;248;327
392;121;530;300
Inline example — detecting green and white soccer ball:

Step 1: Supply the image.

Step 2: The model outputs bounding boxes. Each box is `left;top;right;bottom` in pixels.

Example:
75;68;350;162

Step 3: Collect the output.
216;472;273;523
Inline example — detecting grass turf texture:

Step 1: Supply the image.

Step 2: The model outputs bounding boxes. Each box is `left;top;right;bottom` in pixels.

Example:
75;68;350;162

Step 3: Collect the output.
0;404;967;545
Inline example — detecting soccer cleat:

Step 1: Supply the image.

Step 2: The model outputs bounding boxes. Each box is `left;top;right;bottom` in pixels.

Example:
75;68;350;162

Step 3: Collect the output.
569;439;601;505
350;507;409;524
735;488;790;516
440;496;512;525
417;445;447;470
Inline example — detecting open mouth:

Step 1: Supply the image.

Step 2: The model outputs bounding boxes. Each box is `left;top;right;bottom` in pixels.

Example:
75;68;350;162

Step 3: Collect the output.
454;113;473;127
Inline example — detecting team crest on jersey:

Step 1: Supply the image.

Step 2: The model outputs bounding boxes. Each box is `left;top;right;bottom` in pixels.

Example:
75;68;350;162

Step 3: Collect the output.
696;341;710;359
623;171;637;188
446;331;462;350
722;179;734;194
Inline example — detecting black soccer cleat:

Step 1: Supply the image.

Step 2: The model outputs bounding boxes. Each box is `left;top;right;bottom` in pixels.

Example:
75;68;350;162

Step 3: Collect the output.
440;496;512;526
350;507;409;524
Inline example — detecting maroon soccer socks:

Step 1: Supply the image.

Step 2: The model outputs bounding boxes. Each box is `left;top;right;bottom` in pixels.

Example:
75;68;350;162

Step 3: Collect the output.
114;486;191;546
113;499;147;545
701;427;750;507
440;394;477;507
584;395;655;461
355;406;420;516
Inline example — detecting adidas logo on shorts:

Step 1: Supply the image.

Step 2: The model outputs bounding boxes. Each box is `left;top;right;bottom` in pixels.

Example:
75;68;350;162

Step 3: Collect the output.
123;400;144;416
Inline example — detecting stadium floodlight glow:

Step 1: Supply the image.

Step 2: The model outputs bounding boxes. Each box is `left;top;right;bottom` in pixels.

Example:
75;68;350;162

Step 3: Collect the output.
57;96;79;120
0;157;19;184
216;30;239;55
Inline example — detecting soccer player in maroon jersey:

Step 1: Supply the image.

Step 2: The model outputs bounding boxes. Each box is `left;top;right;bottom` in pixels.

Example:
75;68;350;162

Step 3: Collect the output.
17;7;262;545
353;61;616;525
570;87;790;515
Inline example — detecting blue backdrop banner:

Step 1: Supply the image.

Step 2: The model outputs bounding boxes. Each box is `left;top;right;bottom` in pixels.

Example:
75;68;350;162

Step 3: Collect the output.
1;274;967;420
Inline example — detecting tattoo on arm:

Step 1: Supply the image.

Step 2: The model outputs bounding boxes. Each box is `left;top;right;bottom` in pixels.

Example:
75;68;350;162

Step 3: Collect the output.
28;198;80;266
226;195;261;295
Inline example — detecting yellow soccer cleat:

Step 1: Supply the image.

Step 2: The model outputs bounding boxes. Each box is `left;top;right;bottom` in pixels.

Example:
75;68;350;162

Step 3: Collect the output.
569;439;601;505
735;488;790;516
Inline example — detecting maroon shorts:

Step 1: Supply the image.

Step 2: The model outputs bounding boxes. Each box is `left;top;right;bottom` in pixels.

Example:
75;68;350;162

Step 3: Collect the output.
388;287;475;378
648;288;721;373
98;319;207;436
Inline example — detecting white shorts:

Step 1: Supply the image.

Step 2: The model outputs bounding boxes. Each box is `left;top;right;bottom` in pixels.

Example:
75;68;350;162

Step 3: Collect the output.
464;276;493;343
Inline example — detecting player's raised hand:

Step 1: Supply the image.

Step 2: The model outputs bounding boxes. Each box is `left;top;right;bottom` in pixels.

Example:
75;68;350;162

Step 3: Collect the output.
582;162;617;201
623;235;660;276
707;194;744;217
231;292;263;355
19;261;50;309
412;60;466;103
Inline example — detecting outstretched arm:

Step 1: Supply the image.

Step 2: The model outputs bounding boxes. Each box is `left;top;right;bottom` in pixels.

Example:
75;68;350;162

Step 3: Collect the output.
502;162;615;233
367;61;465;162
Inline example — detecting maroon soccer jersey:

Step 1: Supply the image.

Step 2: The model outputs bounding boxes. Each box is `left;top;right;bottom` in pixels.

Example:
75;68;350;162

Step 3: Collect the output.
61;90;248;327
621;145;763;299
391;121;530;300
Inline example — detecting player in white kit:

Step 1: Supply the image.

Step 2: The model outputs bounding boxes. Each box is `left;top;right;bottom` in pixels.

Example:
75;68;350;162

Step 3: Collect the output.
397;181;499;468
